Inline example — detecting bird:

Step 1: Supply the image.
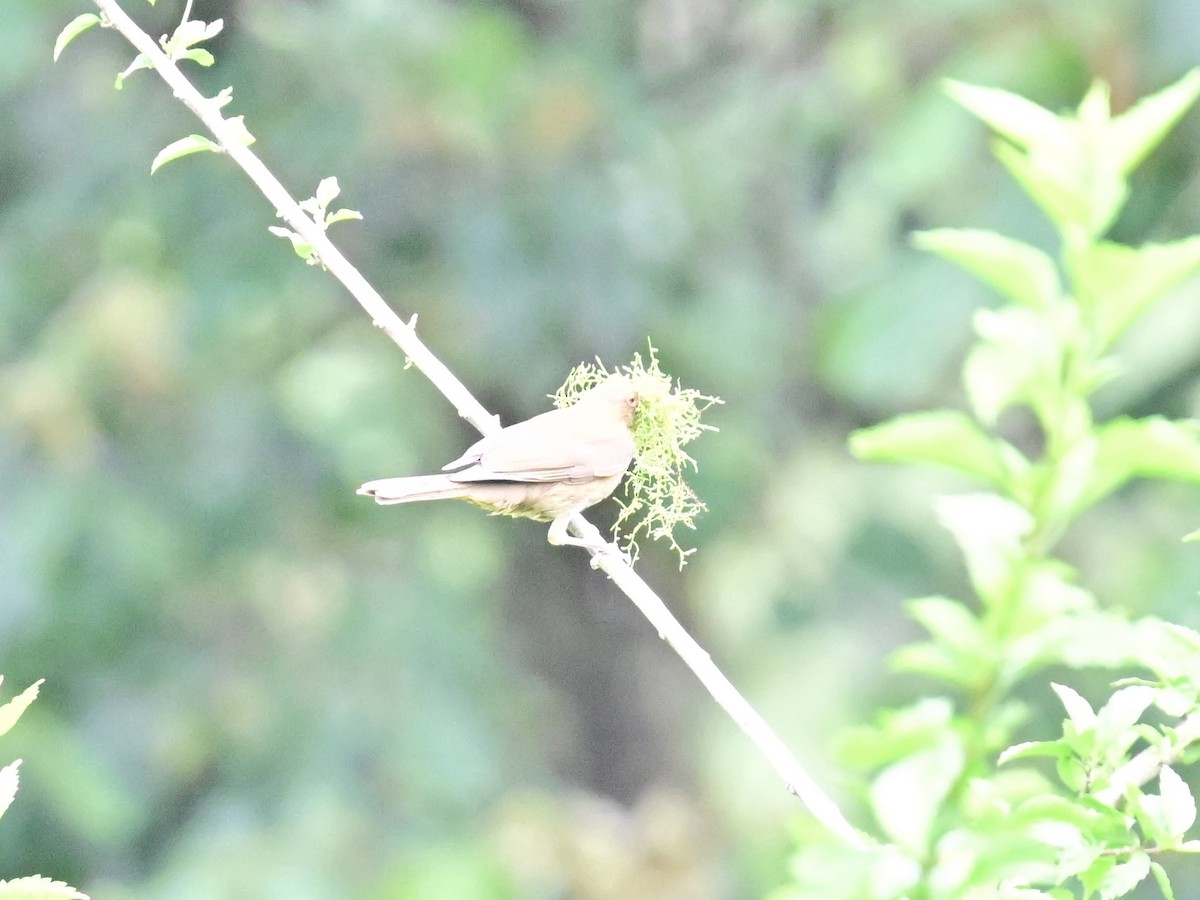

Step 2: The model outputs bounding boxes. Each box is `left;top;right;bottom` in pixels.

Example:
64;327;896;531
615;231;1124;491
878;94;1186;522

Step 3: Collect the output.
358;376;639;552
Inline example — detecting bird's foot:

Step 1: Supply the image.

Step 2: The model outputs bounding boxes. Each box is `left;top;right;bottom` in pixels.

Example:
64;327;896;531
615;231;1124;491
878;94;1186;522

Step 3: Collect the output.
588;541;632;569
547;517;632;567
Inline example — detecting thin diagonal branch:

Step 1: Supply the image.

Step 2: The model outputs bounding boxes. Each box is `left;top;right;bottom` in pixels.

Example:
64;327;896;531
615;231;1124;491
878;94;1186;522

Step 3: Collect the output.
86;0;869;850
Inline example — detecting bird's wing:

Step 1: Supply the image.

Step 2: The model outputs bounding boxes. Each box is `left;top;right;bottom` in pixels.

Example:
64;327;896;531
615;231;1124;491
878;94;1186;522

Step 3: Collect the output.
446;407;633;484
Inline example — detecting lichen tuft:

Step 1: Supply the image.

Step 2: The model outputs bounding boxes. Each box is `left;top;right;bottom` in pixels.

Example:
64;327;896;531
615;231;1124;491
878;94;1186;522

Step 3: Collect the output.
554;344;721;567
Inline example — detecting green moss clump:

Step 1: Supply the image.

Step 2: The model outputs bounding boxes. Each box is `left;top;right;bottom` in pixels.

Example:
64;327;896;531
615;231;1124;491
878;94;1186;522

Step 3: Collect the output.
555;344;721;567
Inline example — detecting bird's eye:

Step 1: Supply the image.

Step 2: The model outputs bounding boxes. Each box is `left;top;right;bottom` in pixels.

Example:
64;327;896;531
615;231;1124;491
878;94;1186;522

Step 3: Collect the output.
625;393;638;407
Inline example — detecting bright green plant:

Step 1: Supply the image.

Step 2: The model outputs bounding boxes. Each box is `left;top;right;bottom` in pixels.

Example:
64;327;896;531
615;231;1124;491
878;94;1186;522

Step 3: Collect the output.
775;70;1200;899
0;678;88;900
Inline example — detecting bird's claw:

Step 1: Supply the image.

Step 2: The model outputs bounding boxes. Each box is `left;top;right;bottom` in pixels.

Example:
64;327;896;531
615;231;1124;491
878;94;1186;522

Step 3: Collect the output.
589;541;632;569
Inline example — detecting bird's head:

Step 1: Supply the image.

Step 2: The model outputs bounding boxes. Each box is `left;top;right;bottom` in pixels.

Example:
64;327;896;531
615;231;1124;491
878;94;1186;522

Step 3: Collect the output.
577;375;639;427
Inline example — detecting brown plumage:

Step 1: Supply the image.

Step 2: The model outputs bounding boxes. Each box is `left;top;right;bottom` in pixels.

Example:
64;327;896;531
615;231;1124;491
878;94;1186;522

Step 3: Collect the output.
358;377;639;550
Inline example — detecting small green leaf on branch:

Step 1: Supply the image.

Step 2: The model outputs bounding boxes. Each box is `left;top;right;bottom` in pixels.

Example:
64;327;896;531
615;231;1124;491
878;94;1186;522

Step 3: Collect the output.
0;679;43;739
325;208;363;226
315;176;341;208
0;759;20;821
162;17;223;64
299;178;362;229
53;13;101;62
268;226;316;264
223;116;255;148
177;48;214;67
151;134;220;173
115;53;153;89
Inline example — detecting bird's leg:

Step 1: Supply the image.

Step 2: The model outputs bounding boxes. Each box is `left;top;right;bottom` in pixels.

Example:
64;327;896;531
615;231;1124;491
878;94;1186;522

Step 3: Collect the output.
546;514;607;550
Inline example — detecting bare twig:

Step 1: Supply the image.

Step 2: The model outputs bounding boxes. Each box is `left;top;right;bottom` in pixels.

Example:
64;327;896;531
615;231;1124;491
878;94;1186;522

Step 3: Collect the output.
85;0;869;849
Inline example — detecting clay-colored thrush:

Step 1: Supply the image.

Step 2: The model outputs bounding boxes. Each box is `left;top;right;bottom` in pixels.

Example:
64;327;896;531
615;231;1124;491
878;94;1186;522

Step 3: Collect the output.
358;376;638;551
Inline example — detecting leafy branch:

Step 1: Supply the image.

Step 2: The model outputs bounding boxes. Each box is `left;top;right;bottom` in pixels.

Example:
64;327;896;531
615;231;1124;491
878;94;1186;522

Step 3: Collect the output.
776;70;1200;900
0;678;88;900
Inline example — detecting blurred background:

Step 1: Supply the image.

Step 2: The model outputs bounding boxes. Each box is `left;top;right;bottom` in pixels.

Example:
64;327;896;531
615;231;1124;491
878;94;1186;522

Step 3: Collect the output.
4;0;1200;896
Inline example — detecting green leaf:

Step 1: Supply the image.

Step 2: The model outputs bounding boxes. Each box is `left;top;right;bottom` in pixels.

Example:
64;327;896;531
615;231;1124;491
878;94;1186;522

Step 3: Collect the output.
0;876;89;899
1067;237;1200;349
1077;855;1117;896
999;739;1072;766
937;494;1032;605
1038;433;1099;527
53;13;100;62
992;138;1103;236
1006;609;1135;682
1008;796;1094;859
1077;80;1113;131
223;116;255;148
1051;682;1096;730
268;226;317;263
946;79;1134;236
869;734;965;854
1095;685;1155;748
849;410;1015;485
1151;861;1176;900
0;759;19;821
1056;755;1090;794
943;77;1132;236
906;596;989;662
0;680;42;738
944;80;1075;157
836;699;956;769
1098;851;1150;899
889;642;976;688
1107;68;1200;176
963;307;1062;425
914;228;1060;310
150;135;220;173
325;208;363;226
114;53;153;89
1081;417;1200;511
315;176;341;208
178;48;215;67
892;597;994;688
165;17;223;58
1158;766;1197;837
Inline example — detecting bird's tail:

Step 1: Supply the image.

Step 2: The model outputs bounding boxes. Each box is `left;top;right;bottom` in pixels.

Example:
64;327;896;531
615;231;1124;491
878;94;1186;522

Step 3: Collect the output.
357;474;472;505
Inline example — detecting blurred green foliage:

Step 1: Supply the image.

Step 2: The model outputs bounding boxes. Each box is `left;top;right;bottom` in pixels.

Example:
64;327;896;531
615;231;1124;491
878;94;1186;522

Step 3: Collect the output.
5;0;1200;896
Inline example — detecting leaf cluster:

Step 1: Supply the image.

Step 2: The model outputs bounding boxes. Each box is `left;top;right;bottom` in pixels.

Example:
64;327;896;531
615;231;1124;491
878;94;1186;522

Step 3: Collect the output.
0;678;89;900
779;70;1200;899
